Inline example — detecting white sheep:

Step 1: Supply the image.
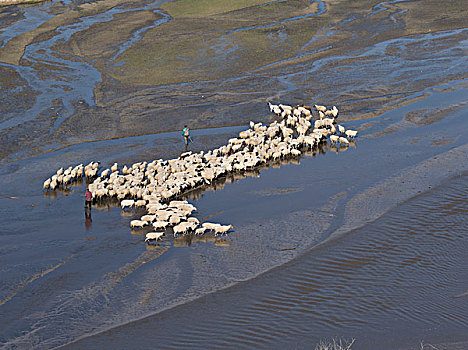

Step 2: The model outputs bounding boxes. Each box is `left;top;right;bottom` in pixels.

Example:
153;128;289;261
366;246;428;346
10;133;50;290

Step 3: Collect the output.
214;224;233;235
134;199;147;207
141;214;156;223
153;221;170;230
145;232;164;243
345;129;358;138
314;104;327;112
330;135;339;144
202;222;221;231
187;217;200;225
339;137;350;145
173;222;194;235
130;220;148;229
43;178;51;190
195;227;206;235
331;106;339;118
121;199;135;209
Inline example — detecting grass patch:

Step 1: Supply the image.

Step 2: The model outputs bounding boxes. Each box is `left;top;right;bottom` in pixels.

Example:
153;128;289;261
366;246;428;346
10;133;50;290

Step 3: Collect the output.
315;338;355;350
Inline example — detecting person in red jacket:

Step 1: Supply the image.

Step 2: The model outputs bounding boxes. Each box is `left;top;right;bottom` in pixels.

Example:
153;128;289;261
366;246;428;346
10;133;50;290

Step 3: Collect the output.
85;188;93;209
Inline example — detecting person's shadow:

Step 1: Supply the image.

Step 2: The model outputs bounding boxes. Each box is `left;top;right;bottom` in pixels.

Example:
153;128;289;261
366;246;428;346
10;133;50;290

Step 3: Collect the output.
84;208;92;230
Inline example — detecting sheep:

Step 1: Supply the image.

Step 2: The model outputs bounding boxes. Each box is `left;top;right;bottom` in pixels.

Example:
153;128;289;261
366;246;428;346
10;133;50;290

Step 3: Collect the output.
314;104;327;112
195;227;206;235
330;135;339;144
187;217;200;225
345;129;358;139
214;224;233;235
173;221;197;236
130;220;148;229
339;137;350;145
121;199;135;209
153;221;170;230
331;105;339;118
202;222;221;231
268;102;282;115
43;178;51;190
169;215;182;225
141;214;156;223
145;232;164;243
338;125;345;134
111;163;118;172
135;199;147;207
50;179;57;190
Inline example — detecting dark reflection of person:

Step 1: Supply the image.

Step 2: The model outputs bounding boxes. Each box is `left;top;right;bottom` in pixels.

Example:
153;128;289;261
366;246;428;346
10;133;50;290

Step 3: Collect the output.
84;208;92;230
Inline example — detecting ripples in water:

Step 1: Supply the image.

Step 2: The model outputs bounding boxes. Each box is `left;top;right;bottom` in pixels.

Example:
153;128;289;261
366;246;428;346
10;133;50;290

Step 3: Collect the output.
67;174;468;349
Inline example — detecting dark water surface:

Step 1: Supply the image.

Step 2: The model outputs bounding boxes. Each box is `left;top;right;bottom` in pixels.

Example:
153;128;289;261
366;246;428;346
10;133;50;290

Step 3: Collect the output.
66;174;468;350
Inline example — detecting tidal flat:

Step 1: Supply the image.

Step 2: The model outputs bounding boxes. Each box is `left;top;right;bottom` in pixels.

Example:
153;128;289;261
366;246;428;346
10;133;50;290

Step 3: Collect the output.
0;0;467;349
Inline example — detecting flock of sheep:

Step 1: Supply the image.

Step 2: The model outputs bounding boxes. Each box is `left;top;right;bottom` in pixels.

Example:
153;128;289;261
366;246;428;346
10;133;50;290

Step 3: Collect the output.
43;102;357;244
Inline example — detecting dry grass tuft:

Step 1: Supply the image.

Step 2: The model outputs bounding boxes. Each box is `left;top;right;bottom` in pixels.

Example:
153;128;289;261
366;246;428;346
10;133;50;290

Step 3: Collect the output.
315;338;355;350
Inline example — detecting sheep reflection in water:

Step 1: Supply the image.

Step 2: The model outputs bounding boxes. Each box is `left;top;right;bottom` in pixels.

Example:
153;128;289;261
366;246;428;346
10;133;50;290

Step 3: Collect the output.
172;234;231;247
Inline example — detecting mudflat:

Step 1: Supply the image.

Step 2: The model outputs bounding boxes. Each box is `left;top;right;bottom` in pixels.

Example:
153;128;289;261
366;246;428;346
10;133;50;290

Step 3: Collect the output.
0;0;467;349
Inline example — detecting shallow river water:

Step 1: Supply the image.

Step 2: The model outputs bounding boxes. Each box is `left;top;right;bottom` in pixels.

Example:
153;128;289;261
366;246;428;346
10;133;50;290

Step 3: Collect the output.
0;0;467;349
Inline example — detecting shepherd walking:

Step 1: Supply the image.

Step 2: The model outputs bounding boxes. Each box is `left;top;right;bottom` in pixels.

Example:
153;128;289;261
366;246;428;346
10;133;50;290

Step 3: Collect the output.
182;125;191;149
84;187;93;209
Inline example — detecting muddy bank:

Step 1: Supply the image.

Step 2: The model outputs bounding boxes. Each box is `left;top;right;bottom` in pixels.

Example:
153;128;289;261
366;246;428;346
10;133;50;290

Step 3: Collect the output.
63;164;468;350
0;0;467;162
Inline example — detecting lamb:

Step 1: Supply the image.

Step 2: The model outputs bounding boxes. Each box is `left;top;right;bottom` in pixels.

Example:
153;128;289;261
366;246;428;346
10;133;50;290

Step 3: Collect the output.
145;232;164;243
195;227;206;235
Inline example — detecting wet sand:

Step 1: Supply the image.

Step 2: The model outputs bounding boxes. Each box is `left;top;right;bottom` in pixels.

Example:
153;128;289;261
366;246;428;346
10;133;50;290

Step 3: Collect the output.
0;0;467;348
64;172;468;350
